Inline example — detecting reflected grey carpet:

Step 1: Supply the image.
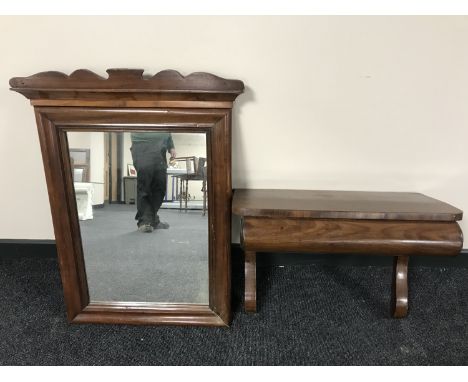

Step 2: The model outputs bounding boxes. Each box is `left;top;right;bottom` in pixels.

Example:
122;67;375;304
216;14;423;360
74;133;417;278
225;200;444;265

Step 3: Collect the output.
0;255;467;365
79;205;208;304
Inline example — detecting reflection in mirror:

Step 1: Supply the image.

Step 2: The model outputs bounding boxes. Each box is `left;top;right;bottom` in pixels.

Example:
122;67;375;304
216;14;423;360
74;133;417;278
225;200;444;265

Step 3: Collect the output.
67;131;208;304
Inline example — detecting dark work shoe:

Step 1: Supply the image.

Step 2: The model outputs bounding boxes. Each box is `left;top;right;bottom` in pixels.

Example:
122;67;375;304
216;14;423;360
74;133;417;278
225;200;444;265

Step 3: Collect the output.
138;223;154;233
154;221;170;229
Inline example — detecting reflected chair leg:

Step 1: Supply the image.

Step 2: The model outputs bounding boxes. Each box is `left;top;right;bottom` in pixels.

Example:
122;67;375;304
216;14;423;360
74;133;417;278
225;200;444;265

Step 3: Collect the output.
392;255;409;318
179;178;183;211
185;179;188;212
245;250;257;313
202;178;206;216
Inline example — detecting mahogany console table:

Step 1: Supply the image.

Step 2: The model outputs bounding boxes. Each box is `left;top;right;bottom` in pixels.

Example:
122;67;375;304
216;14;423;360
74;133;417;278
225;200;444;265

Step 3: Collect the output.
232;189;463;318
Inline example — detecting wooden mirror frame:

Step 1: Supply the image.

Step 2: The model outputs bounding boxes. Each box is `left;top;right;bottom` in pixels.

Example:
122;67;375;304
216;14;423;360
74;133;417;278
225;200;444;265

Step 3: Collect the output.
10;69;244;326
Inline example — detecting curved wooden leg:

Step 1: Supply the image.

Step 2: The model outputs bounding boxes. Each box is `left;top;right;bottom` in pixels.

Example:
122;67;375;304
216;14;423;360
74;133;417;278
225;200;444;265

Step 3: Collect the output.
392;256;409;318
245;251;257;313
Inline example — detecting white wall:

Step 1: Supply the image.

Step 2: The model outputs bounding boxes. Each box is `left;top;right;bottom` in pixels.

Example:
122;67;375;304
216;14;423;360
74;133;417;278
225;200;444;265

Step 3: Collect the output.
1;16;468;244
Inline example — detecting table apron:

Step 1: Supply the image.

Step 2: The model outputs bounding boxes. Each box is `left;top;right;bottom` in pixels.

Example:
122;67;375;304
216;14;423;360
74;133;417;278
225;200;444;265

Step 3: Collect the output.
240;217;463;256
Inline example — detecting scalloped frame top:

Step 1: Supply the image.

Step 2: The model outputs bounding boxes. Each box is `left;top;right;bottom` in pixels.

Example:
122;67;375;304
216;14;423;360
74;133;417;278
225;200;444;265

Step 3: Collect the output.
9;69;244;103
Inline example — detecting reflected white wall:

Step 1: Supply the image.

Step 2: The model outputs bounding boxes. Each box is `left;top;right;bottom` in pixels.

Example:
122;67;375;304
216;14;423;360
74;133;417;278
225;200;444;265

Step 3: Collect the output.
67;131;105;205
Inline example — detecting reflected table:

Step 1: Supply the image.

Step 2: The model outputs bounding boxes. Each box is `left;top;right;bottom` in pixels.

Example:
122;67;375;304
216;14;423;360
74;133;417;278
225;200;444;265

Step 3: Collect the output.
123;168;194;205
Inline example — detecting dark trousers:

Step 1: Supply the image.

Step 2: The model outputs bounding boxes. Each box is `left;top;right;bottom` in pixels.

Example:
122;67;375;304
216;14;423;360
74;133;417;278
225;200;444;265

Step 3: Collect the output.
130;142;167;226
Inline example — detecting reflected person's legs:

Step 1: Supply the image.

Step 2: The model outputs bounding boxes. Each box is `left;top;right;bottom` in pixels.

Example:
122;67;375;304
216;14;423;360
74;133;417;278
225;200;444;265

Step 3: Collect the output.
131;142;157;229
134;165;156;227
151;168;168;228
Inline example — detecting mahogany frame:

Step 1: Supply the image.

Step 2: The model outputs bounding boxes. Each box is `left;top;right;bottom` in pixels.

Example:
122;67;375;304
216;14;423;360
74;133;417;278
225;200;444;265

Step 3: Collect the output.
10;69;244;326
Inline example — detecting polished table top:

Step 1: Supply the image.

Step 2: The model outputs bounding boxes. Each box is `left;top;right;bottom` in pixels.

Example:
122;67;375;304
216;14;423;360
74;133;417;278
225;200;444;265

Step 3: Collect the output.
232;189;463;222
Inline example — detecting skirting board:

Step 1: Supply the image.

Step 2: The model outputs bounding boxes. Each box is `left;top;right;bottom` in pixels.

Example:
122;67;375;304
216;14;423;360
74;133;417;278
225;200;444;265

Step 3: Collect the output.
1;239;468;267
0;239;57;258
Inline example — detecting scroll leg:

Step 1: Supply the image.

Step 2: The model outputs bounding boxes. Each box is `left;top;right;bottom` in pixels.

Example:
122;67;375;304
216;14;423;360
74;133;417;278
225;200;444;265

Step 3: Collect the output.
244;251;257;313
392;256;409;318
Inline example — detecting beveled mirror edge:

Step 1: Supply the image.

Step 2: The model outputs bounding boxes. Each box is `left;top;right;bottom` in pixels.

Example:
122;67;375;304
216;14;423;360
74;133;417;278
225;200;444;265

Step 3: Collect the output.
62;128;212;316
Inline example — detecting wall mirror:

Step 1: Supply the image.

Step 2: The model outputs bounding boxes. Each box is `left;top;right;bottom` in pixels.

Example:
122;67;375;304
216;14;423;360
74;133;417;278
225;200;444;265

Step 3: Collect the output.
10;69;244;326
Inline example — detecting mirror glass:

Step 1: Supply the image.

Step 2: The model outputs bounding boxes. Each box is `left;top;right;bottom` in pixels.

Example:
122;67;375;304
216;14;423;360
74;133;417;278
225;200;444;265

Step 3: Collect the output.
66;130;209;304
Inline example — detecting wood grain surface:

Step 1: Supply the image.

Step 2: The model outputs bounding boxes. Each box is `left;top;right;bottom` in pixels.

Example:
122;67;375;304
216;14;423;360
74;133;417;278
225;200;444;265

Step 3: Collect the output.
244;251;257;313
233;189;463;221
10;69;244;103
241;217;463;256
392;256;409;318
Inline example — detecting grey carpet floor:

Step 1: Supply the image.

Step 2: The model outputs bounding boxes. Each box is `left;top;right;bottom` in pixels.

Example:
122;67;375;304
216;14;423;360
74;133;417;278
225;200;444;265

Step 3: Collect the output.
79;205;208;304
0;255;467;365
